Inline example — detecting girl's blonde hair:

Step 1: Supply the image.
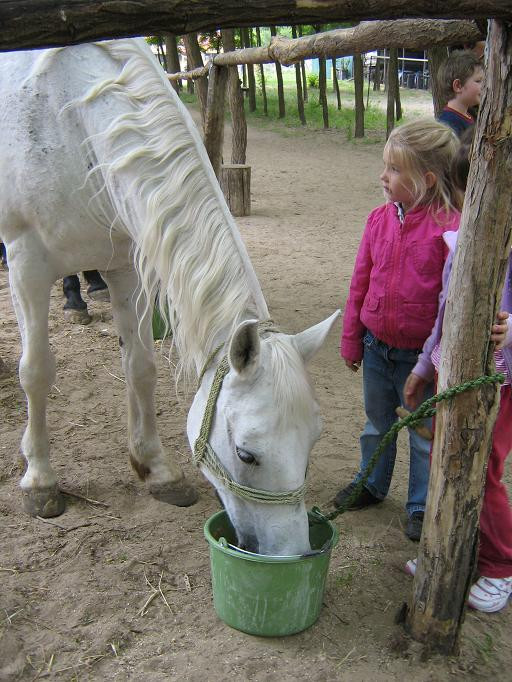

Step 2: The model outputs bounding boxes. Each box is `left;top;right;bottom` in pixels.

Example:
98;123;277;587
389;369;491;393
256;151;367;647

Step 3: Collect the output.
384;119;462;215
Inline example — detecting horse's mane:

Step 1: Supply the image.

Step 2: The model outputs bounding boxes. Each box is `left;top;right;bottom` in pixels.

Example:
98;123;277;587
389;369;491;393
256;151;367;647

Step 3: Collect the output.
69;39;268;377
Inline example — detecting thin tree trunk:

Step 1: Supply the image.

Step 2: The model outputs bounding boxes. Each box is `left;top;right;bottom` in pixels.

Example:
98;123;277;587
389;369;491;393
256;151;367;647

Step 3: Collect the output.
428;46;449;117
156;37;167;70
373;56;382;91
256;27;268;115
292;25;306;125
270;26;286;118
318;55;329;129
242;27;257;112
222;29;247;165
203;65;228;177
354;52;364;138
386;47;398;138
395;55;402;120
186;56;194;94
184;33;208;126
406;19;512;655
165;34;182;93
298;25;308;103
332;57;342;110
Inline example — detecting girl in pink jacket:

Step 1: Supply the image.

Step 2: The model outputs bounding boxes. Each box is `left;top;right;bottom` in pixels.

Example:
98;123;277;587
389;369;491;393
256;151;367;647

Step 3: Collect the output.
334;120;461;542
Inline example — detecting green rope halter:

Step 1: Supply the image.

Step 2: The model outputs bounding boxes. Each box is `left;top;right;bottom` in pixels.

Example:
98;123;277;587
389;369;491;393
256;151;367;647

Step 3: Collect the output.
193;322;307;505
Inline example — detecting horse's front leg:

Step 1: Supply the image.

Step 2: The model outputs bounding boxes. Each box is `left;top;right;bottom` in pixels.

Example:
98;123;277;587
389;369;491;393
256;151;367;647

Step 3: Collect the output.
103;268;198;506
9;261;65;517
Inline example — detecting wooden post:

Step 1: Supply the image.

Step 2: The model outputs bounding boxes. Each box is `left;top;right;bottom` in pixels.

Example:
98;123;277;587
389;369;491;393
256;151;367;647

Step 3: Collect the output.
220;164;251;216
184;32;208;126
354;52;365;138
386;47;398;138
270;26;286;118
222;29;248;165
204;65;228;178
405;19;512;654
428;46;449;117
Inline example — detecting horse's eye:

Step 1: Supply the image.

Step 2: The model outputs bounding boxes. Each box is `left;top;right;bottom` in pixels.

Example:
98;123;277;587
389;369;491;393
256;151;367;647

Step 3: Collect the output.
236;446;257;465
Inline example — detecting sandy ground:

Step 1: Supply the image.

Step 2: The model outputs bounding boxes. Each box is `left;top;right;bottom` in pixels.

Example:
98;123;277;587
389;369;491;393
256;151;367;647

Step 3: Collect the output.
1;101;511;681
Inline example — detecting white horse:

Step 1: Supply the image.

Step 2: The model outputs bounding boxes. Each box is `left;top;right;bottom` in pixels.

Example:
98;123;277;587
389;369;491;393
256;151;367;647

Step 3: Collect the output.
0;39;338;555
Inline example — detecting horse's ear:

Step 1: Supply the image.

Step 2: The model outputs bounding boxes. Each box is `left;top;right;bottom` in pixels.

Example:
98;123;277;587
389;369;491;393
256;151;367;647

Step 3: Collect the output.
293;310;340;364
228;319;261;375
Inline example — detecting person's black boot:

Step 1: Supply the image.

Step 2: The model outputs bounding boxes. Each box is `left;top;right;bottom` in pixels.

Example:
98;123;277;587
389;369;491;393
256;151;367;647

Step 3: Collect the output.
333;481;382;510
84;270;110;302
63;275;91;324
405;511;424;541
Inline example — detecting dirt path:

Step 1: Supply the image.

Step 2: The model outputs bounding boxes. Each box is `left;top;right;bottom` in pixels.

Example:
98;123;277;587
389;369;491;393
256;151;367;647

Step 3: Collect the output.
1;109;510;681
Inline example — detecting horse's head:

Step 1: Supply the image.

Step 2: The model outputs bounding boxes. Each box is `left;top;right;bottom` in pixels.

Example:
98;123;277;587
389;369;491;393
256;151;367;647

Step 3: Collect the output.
187;312;339;555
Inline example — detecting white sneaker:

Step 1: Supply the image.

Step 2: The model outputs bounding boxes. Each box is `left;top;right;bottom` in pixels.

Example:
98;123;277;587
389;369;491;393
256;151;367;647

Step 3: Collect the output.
468;576;512;613
405;558;417;576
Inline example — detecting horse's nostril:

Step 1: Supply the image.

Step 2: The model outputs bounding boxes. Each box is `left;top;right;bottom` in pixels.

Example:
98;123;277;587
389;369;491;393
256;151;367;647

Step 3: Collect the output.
239;535;259;554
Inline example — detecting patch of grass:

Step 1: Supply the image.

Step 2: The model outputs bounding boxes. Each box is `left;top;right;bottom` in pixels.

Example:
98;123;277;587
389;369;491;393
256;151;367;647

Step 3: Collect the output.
467;633;496;665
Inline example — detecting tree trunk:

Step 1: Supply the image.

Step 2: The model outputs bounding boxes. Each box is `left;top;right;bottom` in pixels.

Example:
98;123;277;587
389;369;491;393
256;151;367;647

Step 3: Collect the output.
0;2;504;51
242;28;257;112
156;37;167;70
318;55;329;129
184;33;208;127
395;56;402;120
256;27;268;116
354;52;365;138
386;48;398;138
332;58;342;110
165;34;182;93
373;56;382;91
405;18;512;655
203;65;228;178
298;25;308;103
270;26;286;119
222;29;247;165
292;26;306;125
186;56;195;95
220;164;251;216
428;46;450;117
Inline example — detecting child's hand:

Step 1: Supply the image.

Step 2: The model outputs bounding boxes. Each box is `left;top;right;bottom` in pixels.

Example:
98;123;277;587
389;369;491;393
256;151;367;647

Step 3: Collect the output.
404;372;428;410
491;311;509;349
344;359;361;372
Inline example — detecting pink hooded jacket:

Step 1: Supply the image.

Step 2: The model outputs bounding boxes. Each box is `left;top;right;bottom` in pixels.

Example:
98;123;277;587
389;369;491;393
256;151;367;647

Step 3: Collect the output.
341;202;460;363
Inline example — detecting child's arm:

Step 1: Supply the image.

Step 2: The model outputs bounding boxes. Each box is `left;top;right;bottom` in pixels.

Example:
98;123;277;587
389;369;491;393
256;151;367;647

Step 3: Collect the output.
340;214;375;369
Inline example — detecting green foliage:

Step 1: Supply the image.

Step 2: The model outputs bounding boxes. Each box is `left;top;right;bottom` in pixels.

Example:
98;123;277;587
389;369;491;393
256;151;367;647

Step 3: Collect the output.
307;73;319;88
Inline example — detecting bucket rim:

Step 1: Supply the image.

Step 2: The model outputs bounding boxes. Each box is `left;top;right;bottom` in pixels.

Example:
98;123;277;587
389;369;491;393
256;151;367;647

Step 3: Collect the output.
204;509;339;563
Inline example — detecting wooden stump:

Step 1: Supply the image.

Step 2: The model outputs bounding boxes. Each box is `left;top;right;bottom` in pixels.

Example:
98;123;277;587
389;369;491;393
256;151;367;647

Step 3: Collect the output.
220;164;251;216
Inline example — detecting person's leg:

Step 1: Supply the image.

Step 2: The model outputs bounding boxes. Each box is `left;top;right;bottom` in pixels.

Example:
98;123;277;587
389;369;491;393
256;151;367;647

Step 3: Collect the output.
356;333;401;499
478;385;512;579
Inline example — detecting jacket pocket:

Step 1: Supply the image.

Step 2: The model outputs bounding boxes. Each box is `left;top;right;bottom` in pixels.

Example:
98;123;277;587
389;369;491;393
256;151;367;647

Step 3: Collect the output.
364;293;380;312
410;238;444;276
400;302;438;339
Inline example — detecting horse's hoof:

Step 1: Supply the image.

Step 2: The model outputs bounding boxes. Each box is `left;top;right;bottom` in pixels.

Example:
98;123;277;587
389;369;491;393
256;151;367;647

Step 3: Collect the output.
64;308;92;325
149;478;199;507
22;485;66;517
88;288;110;303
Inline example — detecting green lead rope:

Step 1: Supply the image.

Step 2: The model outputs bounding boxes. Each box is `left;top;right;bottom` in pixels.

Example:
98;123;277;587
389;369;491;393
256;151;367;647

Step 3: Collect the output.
309;372;505;525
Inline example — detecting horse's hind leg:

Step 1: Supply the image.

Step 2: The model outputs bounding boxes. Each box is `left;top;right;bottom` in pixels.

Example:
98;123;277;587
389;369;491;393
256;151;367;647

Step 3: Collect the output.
102;268;198;506
9;263;65;517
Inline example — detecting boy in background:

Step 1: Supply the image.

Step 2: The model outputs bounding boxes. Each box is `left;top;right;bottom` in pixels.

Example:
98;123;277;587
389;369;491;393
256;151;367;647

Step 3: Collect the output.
437;50;483;137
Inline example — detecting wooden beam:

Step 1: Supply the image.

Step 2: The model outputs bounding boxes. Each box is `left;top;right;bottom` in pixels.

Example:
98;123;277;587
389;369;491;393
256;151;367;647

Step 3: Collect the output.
168;20;481;81
405;18;512;654
0;2;504;52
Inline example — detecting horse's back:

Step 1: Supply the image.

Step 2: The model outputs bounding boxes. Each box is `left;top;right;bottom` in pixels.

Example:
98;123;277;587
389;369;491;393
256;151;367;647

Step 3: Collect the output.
0;42;142;272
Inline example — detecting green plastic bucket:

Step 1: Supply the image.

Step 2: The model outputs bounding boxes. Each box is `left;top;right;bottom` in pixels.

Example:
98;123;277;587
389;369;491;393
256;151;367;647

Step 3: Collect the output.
204;510;338;636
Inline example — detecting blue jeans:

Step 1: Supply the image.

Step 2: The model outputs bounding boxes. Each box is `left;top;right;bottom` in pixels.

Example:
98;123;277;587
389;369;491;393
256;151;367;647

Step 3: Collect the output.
354;330;433;516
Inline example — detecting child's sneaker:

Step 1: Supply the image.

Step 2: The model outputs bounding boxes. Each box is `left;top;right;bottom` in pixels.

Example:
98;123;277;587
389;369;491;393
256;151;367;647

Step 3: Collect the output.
468;576;512;613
